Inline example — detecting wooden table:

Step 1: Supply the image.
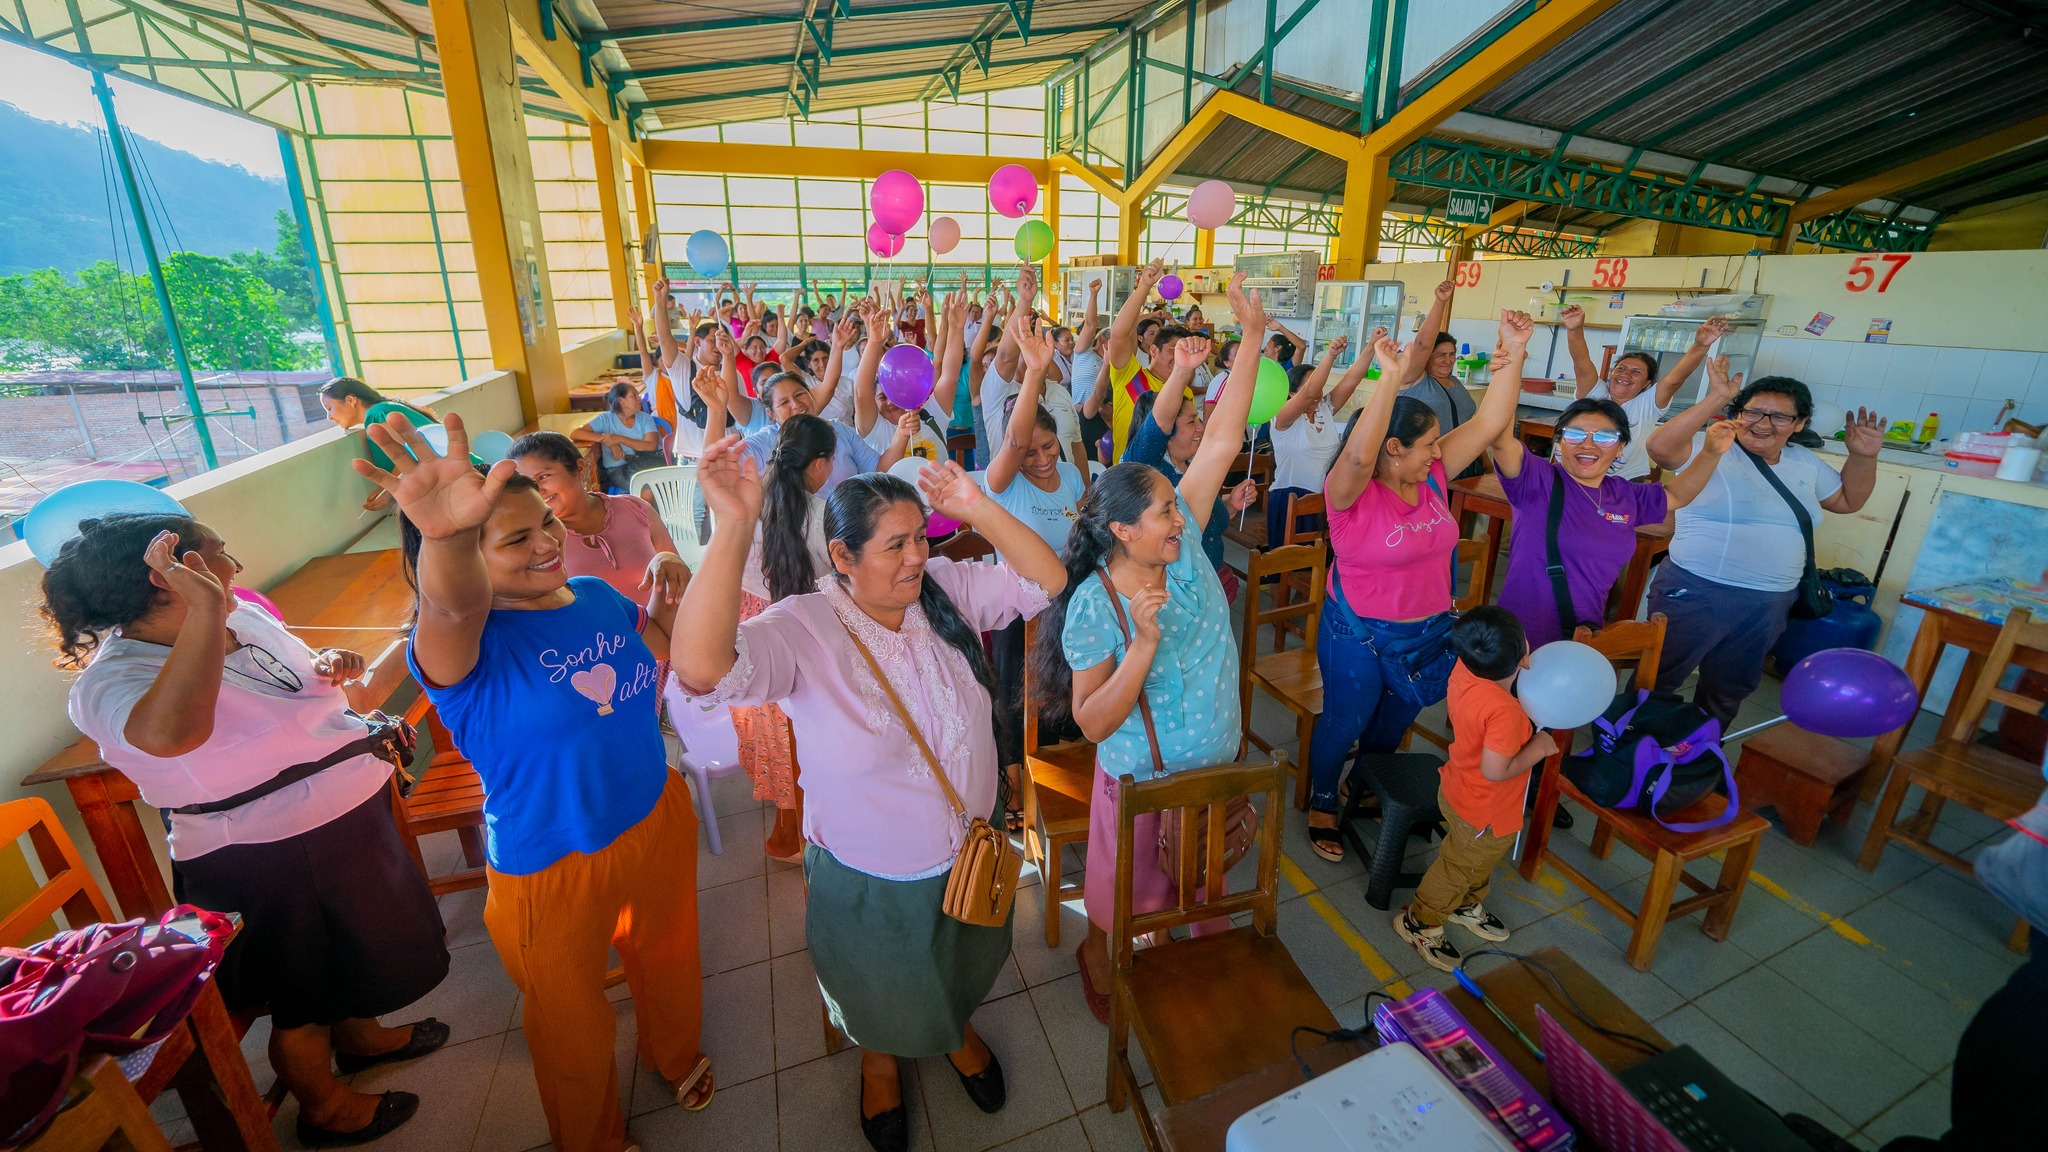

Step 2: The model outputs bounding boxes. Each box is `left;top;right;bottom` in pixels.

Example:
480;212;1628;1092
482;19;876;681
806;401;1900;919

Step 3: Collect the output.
1449;472;1676;621
23;548;416;922
1518;411;1559;454
1155;947;1663;1151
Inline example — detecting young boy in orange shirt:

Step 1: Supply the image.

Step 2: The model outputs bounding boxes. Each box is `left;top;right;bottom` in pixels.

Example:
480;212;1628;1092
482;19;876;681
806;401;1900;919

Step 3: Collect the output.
1393;606;1558;972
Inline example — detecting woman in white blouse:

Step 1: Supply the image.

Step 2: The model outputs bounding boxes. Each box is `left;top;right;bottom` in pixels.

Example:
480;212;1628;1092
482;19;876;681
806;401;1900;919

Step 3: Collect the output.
45;513;449;1146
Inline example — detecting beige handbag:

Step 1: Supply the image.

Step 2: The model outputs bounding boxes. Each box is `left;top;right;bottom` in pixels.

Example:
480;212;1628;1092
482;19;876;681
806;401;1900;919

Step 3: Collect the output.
843;623;1021;928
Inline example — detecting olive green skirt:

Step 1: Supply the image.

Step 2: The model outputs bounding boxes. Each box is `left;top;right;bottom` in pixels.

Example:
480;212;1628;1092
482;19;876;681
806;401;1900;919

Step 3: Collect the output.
803;845;1014;1057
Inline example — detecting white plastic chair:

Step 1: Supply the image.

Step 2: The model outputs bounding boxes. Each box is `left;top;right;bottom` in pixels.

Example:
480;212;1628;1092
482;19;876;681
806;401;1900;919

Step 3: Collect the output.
663;675;745;854
632;465;711;568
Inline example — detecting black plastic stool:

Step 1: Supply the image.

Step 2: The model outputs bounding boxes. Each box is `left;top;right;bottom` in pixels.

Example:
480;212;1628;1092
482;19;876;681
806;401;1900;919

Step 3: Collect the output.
1337;752;1446;910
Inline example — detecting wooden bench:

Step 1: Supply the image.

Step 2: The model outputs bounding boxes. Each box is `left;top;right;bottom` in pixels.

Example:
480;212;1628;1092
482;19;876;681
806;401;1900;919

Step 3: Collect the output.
1735;724;1874;846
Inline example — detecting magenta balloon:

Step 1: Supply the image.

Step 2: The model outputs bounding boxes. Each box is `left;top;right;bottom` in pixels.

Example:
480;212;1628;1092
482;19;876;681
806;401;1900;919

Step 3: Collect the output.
988;163;1039;218
877;343;935;410
926;510;961;539
1158;274;1184;300
929;215;961;255
1781;648;1921;738
870;169;924;236
866;220;905;258
1187;179;1238;230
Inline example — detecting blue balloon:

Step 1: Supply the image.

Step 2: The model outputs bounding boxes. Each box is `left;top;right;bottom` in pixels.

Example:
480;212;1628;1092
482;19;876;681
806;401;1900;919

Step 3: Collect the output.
685;229;730;279
24;480;187;565
471;429;514;464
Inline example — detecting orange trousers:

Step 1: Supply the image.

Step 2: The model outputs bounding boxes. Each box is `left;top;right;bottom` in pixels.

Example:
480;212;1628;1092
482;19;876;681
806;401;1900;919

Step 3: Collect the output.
483;772;702;1152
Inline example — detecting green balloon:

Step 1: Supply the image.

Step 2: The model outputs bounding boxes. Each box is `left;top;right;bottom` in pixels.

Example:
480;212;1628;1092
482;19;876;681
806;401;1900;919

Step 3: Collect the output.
1248;356;1290;426
1014;219;1054;263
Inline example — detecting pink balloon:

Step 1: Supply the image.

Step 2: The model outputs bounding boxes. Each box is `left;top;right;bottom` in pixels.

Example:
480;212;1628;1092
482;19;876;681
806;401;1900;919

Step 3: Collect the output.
988;163;1038;218
929;215;961;255
926;510;961;539
870;169;924;236
1187;179;1237;230
1159;274;1184;300
866;220;905;258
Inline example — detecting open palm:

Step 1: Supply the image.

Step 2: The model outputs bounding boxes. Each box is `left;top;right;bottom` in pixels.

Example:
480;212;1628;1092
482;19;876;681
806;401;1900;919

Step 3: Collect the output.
352;413;511;540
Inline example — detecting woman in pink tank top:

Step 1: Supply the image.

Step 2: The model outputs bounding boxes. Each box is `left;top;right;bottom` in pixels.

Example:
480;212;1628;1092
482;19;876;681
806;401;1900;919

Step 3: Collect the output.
1302;314;1531;863
507;432;690;639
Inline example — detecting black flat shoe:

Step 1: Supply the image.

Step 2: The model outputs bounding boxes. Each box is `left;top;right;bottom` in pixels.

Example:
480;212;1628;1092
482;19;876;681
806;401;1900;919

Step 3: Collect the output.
1551;804;1574;831
296;1091;419;1147
949;1049;1006;1114
334;1018;450;1074
859;1101;909;1152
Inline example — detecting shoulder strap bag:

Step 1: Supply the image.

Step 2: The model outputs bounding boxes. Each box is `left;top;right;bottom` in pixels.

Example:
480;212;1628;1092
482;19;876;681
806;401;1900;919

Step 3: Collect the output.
1544;475;1579;639
1095;570;1256;886
841;623;1020;927
1737;445;1834;620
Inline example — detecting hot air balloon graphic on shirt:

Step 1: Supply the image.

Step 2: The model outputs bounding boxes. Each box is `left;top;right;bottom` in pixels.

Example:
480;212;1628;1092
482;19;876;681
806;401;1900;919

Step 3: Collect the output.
570;664;617;716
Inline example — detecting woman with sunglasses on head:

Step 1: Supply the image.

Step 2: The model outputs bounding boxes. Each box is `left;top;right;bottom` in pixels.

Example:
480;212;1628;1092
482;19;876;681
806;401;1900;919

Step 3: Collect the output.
1563;308;1727;481
44;514;449;1147
1644;360;1887;727
1488;395;1737;650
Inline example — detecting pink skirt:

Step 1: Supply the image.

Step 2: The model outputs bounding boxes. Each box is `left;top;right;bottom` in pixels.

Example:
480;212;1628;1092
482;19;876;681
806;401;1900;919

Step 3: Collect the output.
1081;762;1231;937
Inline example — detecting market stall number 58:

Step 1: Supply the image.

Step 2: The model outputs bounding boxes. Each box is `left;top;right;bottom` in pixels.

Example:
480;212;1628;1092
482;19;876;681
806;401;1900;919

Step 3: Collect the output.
1845;254;1911;292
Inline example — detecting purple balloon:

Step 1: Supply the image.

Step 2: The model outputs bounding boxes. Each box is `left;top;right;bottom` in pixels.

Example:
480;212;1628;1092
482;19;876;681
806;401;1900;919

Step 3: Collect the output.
1159;274;1184;300
988;163;1038;218
870;169;924;236
878;344;935;410
1781;647;1921;738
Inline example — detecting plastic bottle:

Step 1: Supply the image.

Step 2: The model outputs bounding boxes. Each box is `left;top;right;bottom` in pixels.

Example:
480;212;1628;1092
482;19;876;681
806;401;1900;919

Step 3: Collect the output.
1918;413;1939;444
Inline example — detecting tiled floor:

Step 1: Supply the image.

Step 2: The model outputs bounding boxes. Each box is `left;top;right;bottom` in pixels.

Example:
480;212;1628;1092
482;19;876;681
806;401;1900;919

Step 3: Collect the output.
191;591;2026;1152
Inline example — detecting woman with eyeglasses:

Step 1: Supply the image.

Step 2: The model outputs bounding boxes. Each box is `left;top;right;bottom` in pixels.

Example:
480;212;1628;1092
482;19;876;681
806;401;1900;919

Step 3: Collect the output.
44;513;449;1146
1488;395;1737;650
507;432;690;639
1644;361;1887;726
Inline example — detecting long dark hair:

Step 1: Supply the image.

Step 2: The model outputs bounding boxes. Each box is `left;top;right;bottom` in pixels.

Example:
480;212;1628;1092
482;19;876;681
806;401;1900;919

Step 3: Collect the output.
606;381;640;417
762;415;837;602
322;376;436;421
1027;463;1166;720
1330;394;1438;477
40;512;205;669
1555;397;1632;444
397;471;545;618
507;430;583;471
824;474;996;705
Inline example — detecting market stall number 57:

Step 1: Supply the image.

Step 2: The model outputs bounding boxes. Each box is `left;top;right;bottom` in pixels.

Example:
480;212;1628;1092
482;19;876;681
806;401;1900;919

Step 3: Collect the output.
1845;254;1911;292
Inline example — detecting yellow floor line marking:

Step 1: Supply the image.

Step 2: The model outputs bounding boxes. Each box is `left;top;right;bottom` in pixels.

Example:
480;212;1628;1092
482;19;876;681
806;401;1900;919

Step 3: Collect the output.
1745;871;1874;946
1279;854;1413;1000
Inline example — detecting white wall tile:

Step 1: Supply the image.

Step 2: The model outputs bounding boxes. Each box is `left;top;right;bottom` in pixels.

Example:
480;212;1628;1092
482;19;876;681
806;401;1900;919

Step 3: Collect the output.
1960;397;2010;433
1804;341;1850;388
1886;392;1929;426
1836;385;1885;418
1929;347;1988;397
1843;342;1890;391
1982;350;2039;400
1880;344;1939;396
1761;336;1810;383
1805;382;1842;406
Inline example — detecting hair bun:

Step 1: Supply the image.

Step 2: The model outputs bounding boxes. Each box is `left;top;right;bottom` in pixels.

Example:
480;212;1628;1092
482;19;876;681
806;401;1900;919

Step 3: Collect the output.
77;517;103;533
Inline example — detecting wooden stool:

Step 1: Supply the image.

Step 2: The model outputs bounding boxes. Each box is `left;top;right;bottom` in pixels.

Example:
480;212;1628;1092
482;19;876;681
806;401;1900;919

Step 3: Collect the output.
1735;725;1874;846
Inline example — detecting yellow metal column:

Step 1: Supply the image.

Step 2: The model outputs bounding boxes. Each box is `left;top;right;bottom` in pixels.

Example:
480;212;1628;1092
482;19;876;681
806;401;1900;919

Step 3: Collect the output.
1332;152;1391;277
425;0;568;420
1194;227;1215;269
1039;174;1060;309
630;158;662;293
1116;199;1146;265
590;117;635;329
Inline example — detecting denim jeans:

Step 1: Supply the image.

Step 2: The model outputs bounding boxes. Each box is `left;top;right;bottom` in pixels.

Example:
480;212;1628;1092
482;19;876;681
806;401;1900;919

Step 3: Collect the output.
1306;603;1439;814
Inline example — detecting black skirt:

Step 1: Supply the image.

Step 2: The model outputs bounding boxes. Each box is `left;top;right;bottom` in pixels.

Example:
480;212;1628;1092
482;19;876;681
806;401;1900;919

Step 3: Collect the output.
173;789;450;1029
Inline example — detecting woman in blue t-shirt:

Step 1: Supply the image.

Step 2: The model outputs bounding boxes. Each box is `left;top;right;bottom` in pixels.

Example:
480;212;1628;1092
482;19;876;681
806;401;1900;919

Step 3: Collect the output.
575;382;666;493
354;413;712;1152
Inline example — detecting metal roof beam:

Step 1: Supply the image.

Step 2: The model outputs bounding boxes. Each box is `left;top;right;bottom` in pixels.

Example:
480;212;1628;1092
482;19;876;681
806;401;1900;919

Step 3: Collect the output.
505;0;644;165
630;49;1076;115
611;21;1119;85
1563;0;1802;137
600;0;1008;43
1789;112;2048;224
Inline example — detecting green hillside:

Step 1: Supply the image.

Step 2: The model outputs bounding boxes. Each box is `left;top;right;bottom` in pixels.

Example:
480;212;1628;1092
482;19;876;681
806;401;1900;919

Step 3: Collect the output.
0;101;288;276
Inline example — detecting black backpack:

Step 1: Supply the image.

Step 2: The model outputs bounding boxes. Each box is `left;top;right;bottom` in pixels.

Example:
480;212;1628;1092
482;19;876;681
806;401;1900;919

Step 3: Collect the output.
1563;690;1738;832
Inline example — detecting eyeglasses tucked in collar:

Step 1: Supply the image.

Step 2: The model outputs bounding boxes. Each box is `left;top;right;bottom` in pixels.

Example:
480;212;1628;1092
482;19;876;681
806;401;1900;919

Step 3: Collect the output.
1733;409;1801;428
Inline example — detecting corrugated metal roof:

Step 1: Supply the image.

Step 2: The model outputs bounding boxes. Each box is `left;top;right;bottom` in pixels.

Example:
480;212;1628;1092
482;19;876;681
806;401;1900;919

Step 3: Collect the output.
1892;139;2048;214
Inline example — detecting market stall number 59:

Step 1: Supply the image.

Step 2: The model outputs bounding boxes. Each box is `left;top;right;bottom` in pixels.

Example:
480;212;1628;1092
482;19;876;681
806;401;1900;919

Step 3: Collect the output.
1845;254;1911;292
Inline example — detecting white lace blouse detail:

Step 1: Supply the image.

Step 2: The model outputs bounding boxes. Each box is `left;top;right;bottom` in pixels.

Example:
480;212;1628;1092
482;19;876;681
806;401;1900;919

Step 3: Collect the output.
817;575;973;783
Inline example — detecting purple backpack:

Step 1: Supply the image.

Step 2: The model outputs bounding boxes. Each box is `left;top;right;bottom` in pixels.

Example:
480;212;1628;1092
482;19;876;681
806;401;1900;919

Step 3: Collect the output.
1563;690;1738;833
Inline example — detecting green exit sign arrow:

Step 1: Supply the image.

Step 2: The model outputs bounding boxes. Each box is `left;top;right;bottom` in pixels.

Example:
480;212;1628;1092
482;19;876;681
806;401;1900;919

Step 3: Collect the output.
1446;191;1494;224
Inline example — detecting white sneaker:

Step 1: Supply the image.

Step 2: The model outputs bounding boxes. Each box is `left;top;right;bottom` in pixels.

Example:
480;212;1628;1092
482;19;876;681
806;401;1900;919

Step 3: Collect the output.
1445;903;1510;943
1391;910;1461;972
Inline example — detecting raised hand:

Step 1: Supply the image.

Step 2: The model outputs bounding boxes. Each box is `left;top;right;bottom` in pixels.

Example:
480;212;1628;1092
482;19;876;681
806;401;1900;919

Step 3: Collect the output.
917;459;984;524
352;414;514;541
1844;408;1887;457
832;315;859;348
1225;478;1257;513
1694;316;1730;349
1434;279;1455;303
1704;354;1741;406
1128;583;1167;644
143;529;233;618
1498;309;1534;351
640;553;690;604
1175;334;1214;369
1702;419;1740;457
1136;258;1166;294
311;648;366;685
1224;269;1266;334
697;434;763;523
1019;326;1057;372
1370;332;1402;375
1560;304;1585;332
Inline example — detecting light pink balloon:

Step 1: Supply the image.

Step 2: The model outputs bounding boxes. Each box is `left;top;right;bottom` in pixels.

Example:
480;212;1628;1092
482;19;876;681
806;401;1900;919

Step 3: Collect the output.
928;215;962;255
988;163;1039;218
1187;179;1238;231
870;169;924;236
866;220;905;258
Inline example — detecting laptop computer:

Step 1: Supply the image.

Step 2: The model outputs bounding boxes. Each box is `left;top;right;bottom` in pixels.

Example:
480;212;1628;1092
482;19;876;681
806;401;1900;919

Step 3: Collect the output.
1536;1006;1812;1152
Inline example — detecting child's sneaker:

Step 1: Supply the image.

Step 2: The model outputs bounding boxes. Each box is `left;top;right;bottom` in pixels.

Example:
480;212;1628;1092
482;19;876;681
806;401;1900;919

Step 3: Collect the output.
1392;910;1462;972
1445;903;1510;942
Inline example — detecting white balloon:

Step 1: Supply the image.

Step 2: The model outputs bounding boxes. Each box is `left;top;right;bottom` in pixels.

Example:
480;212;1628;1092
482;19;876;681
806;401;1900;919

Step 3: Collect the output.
887;456;928;485
1810;400;1848;438
1518;640;1619;730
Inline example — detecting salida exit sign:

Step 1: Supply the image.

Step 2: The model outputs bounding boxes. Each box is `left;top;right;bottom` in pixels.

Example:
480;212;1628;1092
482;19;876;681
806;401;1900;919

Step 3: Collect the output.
1446;191;1494;224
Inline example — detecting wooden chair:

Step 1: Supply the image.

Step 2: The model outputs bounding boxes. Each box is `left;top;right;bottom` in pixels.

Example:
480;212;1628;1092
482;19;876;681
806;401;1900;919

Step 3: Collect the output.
1453;537;1494;611
1105;753;1333;1149
1860;609;2048;874
391;692;489;895
1239;545;1326;811
1019;617;1095;947
1519;617;1772;971
23;1055;173;1152
935;529;996;563
1270;492;1326;650
0;797;277;1152
947;431;977;469
1221;451;1276;561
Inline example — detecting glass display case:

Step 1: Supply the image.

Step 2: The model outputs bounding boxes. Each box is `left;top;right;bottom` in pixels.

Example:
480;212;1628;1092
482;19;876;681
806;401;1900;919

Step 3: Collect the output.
1312;280;1407;370
1060;265;1134;329
1618;314;1765;412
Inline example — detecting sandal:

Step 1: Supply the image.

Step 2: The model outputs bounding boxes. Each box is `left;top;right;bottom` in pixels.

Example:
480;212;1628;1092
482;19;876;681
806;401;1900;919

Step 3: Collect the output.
1074;943;1110;1025
1307;825;1344;864
1005;806;1026;835
674;1054;715;1111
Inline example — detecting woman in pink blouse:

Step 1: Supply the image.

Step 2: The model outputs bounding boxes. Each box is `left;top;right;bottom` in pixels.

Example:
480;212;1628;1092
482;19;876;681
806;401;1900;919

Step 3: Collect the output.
508;432;690;637
674;439;1065;1152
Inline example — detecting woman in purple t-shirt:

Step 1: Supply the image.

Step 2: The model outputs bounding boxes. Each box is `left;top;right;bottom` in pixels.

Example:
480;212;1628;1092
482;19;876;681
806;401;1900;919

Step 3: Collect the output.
1491;397;1737;648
